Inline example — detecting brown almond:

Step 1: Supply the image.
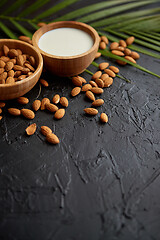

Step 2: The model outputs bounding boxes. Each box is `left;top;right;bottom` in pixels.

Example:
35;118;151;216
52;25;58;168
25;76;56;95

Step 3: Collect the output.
14;71;21;77
46;102;58;112
52;94;60;104
41;126;52;136
82;83;92;92
115;46;125;51
0;60;6;68
125;56;136;63
95;52;101;59
10;58;16;64
124;48;131;56
13;65;23;71
84;108;98;116
116;60;127;66
100;113;108;123
109;66;119;73
111;50;124;56
0;68;4;75
28;72;33;76
130;51;140;60
0;72;7;81
71;87;81;97
40;79;49;87
17;96;29;105
29;56;36;66
103;77;113;87
17;75;27;81
18;36;31;42
92;99;104;107
72;76;82;86
46;133;60;144
92;71;102;80
89;81;98;88
0;116;2;120
22;68;30;75
95;78;104;88
99;62;109;70
54;108;65;119
21;109;35;119
0;102;5;108
16;55;24;66
32;99;41;111
119;40;127;48
104;69;116;78
25;123;37;136
60;97;68;108
22;54;27;61
110;42;119;50
8;108;21;116
91;87;104;94
37;22;46;27
41;98;50;110
5;61;14;71
0;56;10;62
24;63;35;72
126;36;135;45
78;76;86;84
100;36;108;45
3;45;9;56
8;49;18;58
86;90;95;101
6;77;15;84
0;79;5;84
99;41;106;50
101;73;109;81
16;49;22;55
8;70;14;77
0;108;2;114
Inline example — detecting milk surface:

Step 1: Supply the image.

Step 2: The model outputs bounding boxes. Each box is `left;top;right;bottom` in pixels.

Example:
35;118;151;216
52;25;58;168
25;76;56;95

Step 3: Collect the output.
38;28;93;56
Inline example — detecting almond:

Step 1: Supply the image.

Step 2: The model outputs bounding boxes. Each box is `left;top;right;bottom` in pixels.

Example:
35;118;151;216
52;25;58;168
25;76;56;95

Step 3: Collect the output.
89;81;98;87
13;65;23;71
99;62;109;70
92;99;104;107
41;98;50;110
29;56;36;66
40;79;49;87
37;22;47;27
0;102;5;108
100;36;108;44
95;79;104;88
41;126;52;136
17;75;27;81
5;61;14;71
24;63;35;72
0;72;7;81
18;36;31;42
6;77;15;84
0;56;10;62
109;66;119;73
103;77;113;87
126;36;135;45
17;97;29;105
100;113;108;123
125;56;136;63
91;87;104;94
119;40;127;48
46;102;58;112
71;87;81;97
99;41;106;50
3;45;9;56
54;108;65;119
124;48;131;56
86;90;95;101
111;50;124;56
8;108;21;116
10;58;16;64
25;123;37;135
0;68;4;75
116;60;127;66
0;60;5;68
60;97;68;107
32;99;41;111
8;49;18;58
72;76;82;86
46;133;60;144
0;116;2;120
92;71;102;80
82;83;92;92
115;46;125;51
130;51;140;60
84;108;98;116
95;52;101;59
16;49;22;55
14;70;21;77
101;74;109;81
0;108;2;114
21;109;35;119
104;69;116;78
78;76;86;84
110;42;119;50
52;94;60;104
28;72;33;76
16;55;24;66
8;70;14;77
22;68;30;74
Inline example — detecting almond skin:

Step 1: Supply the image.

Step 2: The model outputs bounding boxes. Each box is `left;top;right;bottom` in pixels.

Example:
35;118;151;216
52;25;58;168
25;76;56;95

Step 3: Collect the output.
84;108;98;116
89;81;98;88
3;45;9;56
99;41;106;50
119;40;127;48
111;50;124;56
25;123;37;136
60;97;68;108
45;102;58;112
8;49;18;58
100;36;108;44
125;56;136;63
91;87;104;94
110;42;119;50
29;56;36;66
92;71;102;80
16;55;24;66
41;126;52;136
17;97;29;105
130;51;140;60
101;74;109;81
92;99;104;107
0;72;7;81
37;22;47;27
13;65;23;71
46;133;60;144
126;36;135;45
78;76;86;84
95;79;104;88
71;87;81;97
6;77;15;84
8;108;21;116
116;60;127;66
124;48;131;56
103;77;113;87
0;60;6;68
5;61;14;71
24;63;35;72
109;66;119;73
95;52;101;59
32;100;41;111
72;76;82;86
52;94;60;104
17;75;27;81
41;98;50;110
100;113;108;123
86;90;95;101
0;56;10;62
8;70;14;77
40;79;49;87
54;108;65;119
104;69;116;78
0;68;4;75
18;36;31;42
0;108;2;114
99;62;109;70
21;109;35;119
82;83;92;92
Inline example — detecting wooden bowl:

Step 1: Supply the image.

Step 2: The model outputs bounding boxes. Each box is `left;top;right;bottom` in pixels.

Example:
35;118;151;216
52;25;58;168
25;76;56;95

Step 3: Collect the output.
0;39;43;100
32;21;99;77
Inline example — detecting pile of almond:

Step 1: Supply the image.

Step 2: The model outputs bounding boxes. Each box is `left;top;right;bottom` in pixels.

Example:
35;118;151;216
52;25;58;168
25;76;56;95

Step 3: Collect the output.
0;44;36;84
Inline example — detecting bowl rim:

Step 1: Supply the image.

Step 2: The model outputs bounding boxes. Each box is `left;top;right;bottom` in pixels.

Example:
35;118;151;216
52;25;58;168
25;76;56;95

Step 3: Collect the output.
32;21;100;60
0;39;43;87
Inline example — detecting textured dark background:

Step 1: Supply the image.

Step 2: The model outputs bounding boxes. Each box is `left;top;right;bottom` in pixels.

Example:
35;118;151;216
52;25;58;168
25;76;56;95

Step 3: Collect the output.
0;1;160;240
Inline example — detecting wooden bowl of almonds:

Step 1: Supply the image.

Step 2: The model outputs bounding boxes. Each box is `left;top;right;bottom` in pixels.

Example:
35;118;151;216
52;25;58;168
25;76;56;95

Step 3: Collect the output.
0;39;43;100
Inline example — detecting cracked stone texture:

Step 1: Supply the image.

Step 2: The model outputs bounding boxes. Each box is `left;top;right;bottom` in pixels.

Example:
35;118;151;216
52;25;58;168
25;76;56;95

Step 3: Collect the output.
0;1;160;240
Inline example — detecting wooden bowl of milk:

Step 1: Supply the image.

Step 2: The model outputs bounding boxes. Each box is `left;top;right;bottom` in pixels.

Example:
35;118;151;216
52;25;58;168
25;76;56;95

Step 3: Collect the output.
32;21;99;77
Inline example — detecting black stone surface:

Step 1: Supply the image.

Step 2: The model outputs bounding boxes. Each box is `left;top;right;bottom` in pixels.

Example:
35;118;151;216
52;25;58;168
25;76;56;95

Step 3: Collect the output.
0;1;160;240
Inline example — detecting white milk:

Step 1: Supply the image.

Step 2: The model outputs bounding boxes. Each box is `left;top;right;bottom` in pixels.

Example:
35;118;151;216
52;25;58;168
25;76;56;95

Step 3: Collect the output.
38;28;93;57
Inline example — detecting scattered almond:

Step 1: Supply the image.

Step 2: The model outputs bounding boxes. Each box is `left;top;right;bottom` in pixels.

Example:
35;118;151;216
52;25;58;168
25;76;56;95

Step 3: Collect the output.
124;48;131;56
21;109;35;119
110;42;119;50
111;50;124;56
54;108;65;119
71;87;81;97
126;36;135;45
101;73;109;81
17;96;29;105
100;113;108;123
52;94;60;104
60;97;68;107
46;133;60;144
116;60;127;65
89;81;98;87
8;108;21;116
100;36;108;45
119;40;127;48
92;71;102;80
82;83;92;92
103;77;113;87
95;78;104;88
125;56;136;63
84;108;98;116
41;98;50;110
41;126;52;136
130;51;140;60
104;69;116;78
46;102;58;112
40;79;49;87
32;99;41;111
109;66;119;73
86;90;95;101
99;62;109;70
78;76;86;84
95;52;101;59
72;76;82;86
25;123;36;136
99;41;106;50
92;99;104;107
91;87;104;94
